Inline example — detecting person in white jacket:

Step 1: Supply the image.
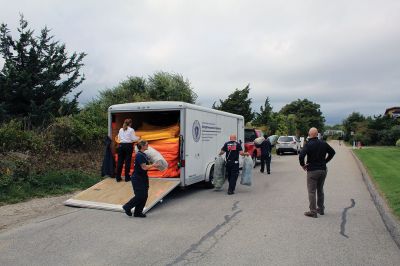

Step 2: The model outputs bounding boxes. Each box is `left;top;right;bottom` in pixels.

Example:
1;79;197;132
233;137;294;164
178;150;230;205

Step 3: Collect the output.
116;118;139;182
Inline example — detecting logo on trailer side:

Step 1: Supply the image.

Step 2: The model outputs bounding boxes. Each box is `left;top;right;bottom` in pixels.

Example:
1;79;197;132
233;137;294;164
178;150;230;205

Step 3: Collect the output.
192;120;201;142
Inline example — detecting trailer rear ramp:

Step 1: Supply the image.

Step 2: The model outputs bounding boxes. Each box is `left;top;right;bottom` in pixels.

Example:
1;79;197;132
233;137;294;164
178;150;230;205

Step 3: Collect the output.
64;178;180;213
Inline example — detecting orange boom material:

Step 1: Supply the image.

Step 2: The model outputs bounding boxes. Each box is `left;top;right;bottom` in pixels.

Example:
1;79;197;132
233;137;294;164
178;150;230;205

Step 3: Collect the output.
115;125;180;178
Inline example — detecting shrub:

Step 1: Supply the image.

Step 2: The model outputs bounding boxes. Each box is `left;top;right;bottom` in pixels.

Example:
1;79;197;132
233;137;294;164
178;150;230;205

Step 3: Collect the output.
0;169;103;204
47;113;106;151
396;139;400;147
0;154;32;181
0;120;45;153
377;126;400;146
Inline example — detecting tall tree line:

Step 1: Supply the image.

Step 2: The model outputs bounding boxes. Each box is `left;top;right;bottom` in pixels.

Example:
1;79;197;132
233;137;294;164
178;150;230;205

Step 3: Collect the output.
213;85;325;136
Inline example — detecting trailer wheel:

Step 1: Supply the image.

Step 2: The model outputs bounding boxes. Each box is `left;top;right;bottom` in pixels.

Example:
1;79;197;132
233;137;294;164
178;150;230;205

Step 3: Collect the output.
204;165;215;189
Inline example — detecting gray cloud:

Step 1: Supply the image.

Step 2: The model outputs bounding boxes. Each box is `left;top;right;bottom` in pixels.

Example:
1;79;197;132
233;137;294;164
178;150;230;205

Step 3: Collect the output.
1;0;399;125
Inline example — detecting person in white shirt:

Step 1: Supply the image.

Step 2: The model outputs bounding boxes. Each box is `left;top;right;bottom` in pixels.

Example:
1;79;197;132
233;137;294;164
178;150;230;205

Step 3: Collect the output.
116;118;139;182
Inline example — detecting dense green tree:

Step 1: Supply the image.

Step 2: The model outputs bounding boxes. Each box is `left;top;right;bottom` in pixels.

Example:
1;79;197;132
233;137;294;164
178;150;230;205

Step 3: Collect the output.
95;76;149;109
342;112;365;141
213;84;254;123
80;72;197;131
279;99;325;136
0;15;86;127
147;72;197;103
268;112;279;135
273;113;289;136
252;97;273;127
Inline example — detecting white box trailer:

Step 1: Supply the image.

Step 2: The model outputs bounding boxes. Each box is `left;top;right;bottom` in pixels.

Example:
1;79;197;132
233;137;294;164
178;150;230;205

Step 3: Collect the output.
64;101;245;213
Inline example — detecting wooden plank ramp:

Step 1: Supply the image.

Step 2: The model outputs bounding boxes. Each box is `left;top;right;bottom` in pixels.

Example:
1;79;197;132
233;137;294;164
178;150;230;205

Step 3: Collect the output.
64;177;180;213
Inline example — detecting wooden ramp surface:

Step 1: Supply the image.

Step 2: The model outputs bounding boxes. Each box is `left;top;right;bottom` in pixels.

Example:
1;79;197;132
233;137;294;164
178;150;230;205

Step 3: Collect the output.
64;178;180;213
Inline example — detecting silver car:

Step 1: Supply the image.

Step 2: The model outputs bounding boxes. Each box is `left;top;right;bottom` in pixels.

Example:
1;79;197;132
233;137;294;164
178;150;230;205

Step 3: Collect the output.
276;136;301;155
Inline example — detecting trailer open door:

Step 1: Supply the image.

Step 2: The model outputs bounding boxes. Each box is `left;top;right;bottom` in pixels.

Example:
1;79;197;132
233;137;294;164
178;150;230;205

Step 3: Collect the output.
64;178;180;213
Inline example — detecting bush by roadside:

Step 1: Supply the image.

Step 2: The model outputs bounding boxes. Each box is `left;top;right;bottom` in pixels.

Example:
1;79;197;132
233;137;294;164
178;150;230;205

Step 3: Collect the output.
0;169;103;205
0;118;105;205
0;147;104;205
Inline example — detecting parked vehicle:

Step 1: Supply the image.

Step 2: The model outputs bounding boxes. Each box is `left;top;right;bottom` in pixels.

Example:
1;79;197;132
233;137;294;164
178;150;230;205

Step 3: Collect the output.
276;136;301;155
244;128;264;167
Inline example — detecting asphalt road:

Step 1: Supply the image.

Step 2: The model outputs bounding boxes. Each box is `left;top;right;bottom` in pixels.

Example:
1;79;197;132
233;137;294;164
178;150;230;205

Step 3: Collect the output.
1;142;399;266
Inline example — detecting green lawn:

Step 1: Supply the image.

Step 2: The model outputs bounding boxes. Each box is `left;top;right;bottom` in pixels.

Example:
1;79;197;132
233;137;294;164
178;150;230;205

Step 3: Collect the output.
354;147;400;219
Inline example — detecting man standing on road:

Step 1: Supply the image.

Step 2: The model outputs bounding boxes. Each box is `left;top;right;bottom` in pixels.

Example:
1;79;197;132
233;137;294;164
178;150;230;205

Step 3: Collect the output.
257;134;272;174
219;134;247;195
299;127;335;218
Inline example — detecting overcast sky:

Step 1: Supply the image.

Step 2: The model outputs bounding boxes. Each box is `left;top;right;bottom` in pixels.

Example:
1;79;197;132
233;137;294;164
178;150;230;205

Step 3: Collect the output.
1;0;400;125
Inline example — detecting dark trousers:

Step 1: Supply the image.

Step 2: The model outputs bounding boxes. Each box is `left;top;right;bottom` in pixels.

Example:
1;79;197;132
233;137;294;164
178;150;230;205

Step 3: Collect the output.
307;169;327;213
260;154;271;173
124;187;148;215
226;162;239;193
117;143;133;179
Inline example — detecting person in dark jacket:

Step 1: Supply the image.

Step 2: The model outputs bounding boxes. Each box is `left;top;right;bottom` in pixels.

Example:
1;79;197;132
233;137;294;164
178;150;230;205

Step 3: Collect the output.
122;140;158;218
219;134;248;195
101;136;115;178
299;127;335;218
257;134;273;174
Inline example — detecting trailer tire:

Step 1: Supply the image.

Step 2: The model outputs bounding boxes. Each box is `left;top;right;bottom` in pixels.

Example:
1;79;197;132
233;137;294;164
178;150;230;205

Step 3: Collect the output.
204;165;215;189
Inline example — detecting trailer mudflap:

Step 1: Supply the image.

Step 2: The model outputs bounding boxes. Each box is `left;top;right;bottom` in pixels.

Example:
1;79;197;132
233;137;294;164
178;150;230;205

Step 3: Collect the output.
64;177;180;213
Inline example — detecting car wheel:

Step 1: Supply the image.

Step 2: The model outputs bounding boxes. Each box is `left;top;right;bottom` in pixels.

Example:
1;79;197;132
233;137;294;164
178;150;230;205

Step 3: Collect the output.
252;153;257;168
276;149;280;155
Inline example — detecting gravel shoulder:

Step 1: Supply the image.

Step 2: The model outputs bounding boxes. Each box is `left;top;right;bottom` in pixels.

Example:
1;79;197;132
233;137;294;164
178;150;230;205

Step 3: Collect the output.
0;193;76;232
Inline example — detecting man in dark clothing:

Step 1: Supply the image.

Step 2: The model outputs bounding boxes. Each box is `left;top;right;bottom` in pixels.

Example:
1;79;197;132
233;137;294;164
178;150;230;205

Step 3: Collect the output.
299;127;335;218
219;134;247;195
257;135;272;174
123;140;158;218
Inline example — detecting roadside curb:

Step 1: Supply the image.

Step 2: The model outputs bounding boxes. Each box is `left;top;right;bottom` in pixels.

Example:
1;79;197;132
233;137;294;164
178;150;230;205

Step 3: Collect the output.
351;150;400;249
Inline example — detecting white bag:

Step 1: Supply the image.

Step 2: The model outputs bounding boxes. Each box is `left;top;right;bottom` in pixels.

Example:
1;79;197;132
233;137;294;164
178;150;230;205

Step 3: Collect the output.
254;137;265;146
240;156;253;186
135;145;168;171
213;156;225;189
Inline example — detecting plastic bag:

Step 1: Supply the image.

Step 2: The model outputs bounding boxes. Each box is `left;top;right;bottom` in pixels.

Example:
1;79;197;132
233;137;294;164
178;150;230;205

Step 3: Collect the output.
254;136;265;146
240;156;253;186
213;156;225;189
135;145;168;171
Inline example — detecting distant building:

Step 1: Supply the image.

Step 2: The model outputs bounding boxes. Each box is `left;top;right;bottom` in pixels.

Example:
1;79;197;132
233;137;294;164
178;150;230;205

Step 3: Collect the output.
324;130;344;136
385;107;400;118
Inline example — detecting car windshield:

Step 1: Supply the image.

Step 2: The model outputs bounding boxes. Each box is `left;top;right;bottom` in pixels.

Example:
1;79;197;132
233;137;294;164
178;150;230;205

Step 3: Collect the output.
278;136;294;142
245;130;256;142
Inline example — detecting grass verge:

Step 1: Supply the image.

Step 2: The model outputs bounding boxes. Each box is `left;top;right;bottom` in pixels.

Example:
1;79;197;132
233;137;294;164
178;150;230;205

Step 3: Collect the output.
354;147;400;219
0;170;103;205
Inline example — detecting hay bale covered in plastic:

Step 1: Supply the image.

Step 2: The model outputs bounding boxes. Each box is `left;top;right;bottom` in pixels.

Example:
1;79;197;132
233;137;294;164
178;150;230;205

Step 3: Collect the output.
135;145;168;171
213;156;225;189
254;136;265;146
240;156;253;186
